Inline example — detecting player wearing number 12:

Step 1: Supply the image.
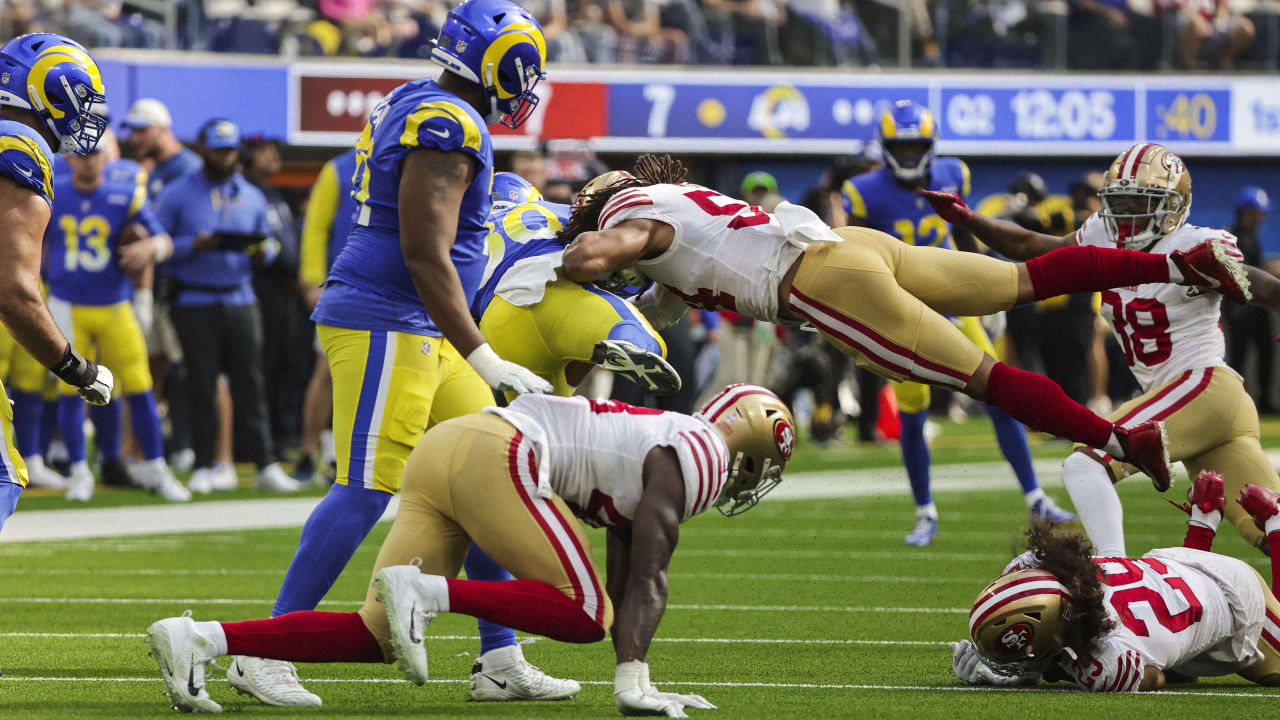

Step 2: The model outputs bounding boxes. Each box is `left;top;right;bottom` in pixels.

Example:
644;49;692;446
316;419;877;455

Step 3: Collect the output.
843;100;1072;546
562;153;1256;490
926;143;1280;551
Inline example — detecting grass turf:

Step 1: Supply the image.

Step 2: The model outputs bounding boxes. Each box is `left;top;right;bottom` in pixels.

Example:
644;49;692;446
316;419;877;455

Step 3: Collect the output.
4;417;1280;717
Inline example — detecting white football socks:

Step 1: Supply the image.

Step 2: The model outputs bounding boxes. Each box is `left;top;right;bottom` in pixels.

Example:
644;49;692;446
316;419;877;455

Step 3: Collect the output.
1023;488;1047;508
193;620;228;657
1061;452;1126;556
1167;256;1184;283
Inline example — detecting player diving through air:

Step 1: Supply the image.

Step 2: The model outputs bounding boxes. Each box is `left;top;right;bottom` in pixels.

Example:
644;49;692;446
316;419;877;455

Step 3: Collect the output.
559;153;1254;491
146;384;794;717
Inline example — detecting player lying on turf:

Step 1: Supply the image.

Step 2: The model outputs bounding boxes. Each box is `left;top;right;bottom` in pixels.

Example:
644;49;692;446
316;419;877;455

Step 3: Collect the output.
926;143;1280;551
474;171;678;398
952;474;1280;692
560;154;1251;491
145;384;793;716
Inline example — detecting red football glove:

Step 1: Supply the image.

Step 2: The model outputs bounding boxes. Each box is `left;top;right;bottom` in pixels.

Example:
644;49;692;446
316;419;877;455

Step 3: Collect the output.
922;190;975;225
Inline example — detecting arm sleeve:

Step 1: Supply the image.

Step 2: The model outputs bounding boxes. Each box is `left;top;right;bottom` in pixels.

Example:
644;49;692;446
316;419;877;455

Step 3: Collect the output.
300;159;339;287
634;283;688;331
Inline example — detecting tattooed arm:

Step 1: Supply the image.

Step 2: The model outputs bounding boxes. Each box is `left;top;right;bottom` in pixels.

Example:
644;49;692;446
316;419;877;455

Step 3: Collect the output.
398;148;487;356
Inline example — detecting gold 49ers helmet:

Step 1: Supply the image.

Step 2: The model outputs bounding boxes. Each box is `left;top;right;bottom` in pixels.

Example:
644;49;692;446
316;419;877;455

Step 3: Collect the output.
1098;143;1192;250
696;384;795;516
969;569;1073;673
573;170;635;209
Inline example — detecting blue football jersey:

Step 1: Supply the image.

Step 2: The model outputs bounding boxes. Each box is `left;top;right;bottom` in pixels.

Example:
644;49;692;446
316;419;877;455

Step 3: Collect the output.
0;119;55;208
329;147;359;270
471;200;571;319
46;162;162;305
314;79;494;336
842;157;971;249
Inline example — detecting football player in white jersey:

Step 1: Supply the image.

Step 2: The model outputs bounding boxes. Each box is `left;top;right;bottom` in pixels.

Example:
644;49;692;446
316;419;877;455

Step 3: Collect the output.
926;143;1280;550
144;384;793;716
952;471;1280;691
560;154;1251;492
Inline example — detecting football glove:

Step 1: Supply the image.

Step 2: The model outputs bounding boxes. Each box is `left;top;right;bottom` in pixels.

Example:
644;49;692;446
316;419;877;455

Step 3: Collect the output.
950;640;1040;687
466;343;553;395
921;190;975;225
51;345;114;405
615;661;716;718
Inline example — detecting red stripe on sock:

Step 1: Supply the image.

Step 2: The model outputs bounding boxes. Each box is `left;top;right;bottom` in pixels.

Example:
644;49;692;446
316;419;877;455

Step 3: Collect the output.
985;362;1113;448
221;611;383;663
1026;245;1171;301
446;577;605;643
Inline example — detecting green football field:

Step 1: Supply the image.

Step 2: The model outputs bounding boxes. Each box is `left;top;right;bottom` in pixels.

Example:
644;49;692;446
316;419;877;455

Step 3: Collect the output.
4;419;1280;718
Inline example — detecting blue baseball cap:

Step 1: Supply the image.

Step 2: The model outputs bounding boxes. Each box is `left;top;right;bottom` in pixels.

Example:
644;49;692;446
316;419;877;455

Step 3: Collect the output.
198;118;241;149
1237;186;1270;213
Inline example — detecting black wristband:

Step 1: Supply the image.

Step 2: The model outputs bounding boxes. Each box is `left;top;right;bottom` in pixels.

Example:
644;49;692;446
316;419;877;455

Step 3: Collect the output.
51;344;96;388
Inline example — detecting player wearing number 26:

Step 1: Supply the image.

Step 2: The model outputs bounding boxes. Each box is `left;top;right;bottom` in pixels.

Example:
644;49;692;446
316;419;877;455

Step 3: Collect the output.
926;143;1280;550
562;151;1257;492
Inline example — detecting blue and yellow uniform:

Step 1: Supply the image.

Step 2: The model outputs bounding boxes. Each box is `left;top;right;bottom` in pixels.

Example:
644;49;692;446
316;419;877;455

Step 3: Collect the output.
299;148;358;290
310;79;495;494
44;160;161;399
474;200;666;399
0;119;56;488
841;157;990;414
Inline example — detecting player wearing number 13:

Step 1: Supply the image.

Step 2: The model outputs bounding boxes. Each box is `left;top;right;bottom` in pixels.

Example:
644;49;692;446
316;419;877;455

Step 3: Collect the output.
562;153;1255;490
926;143;1280;550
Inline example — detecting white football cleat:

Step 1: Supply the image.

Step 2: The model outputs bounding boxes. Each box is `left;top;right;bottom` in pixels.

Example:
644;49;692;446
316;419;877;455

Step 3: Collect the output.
374;565;445;685
146;616;222;713
64;463;94;502
255;462;301;492
469;644;581;701
227;656;321;707
137;459;191;502
210;462;239;491
24;455;68;489
187;467;214;495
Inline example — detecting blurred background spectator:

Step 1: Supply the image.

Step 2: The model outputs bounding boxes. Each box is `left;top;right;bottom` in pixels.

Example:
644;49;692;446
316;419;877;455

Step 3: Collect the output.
1225;186;1276;412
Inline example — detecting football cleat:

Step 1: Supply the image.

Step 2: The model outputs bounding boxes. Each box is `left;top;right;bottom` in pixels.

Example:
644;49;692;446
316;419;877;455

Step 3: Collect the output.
1237;484;1280;532
64;463;94;502
255;463;301;492
99;458;137;487
1188;470;1225;515
146;615;222;713
227;656;321;707
24;456;68;489
591;339;682;395
469;645;581;701
137;459;191;502
1114;420;1172;491
187;467;215;495
374;565;445;685
1170;238;1251;304
1029;497;1076;525
904;514;938;547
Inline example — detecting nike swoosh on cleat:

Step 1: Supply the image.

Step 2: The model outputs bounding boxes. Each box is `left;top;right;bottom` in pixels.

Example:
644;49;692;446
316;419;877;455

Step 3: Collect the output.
409;602;422;644
234;661;244;677
480;673;508;689
187;660;199;697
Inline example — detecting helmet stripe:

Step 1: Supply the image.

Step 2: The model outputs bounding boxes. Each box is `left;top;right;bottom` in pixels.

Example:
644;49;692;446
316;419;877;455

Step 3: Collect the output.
970;571;1061;611
698;384;774;423
969;576;1071;634
1122;143;1155;179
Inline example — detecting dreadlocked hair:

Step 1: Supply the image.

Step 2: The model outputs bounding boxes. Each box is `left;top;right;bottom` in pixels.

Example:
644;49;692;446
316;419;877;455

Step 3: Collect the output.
559;153;689;242
1023;519;1114;659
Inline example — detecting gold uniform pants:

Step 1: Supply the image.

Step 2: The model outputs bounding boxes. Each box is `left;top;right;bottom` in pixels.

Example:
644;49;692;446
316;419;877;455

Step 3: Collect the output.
1240;566;1280;685
357;414;611;657
1081;367;1279;549
788;227;1020;390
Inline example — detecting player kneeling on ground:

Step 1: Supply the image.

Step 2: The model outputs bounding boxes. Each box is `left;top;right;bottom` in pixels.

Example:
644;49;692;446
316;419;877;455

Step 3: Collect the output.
953;473;1280;691
145;383;794;715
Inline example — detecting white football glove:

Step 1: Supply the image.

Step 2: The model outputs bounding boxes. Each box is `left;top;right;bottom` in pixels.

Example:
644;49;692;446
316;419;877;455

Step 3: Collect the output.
79;363;114;406
950;641;1039;687
466;343;552;395
615;661;717;718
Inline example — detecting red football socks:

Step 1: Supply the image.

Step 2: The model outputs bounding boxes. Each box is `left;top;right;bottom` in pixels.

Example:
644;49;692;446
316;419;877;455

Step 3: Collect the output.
222;611;384;663
447;578;605;643
1026;245;1171;301
1270;533;1280;597
985;362;1113;448
1182;525;1215;552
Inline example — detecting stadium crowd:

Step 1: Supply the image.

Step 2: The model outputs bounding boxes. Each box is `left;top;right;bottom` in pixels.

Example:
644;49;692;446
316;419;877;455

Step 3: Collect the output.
1;0;1275;69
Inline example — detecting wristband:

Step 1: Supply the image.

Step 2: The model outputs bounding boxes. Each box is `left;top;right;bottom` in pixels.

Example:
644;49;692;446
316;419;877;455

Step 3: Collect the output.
614;660;650;694
465;343;503;380
51;344;95;388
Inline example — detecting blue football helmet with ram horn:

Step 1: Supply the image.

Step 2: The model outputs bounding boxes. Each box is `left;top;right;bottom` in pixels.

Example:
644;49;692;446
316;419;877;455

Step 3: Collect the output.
0;33;106;155
877;99;937;184
430;0;547;129
490;171;542;212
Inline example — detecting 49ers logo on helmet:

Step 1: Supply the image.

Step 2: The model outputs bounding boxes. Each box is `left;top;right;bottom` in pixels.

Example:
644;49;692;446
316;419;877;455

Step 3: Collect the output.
998;623;1034;654
773;419;794;461
1162;152;1185;174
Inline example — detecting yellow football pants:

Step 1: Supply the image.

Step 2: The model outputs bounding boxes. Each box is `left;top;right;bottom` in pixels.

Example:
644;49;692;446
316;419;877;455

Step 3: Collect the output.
319;324;492;494
788;227;1019;391
0;379;28;488
47;298;152;396
479;277;666;400
357;413;610;658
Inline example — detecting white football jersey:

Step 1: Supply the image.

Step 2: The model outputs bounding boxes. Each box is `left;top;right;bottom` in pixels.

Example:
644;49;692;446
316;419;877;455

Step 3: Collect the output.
1075;215;1241;391
597;183;817;322
487;394;729;528
1005;547;1266;691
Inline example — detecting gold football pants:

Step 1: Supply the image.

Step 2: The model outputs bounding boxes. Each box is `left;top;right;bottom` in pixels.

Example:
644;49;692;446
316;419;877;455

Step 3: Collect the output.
1240;567;1280;685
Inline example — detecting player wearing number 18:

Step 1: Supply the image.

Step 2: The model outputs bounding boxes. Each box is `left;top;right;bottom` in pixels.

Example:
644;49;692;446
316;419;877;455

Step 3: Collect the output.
562;153;1254;490
925;143;1280;550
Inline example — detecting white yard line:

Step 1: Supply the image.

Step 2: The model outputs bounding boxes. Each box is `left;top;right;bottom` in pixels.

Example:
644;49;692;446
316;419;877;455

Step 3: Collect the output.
0;676;1276;698
0;631;947;646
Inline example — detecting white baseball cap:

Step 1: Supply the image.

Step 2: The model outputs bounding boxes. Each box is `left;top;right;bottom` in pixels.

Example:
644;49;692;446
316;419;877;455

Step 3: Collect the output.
121;98;172;130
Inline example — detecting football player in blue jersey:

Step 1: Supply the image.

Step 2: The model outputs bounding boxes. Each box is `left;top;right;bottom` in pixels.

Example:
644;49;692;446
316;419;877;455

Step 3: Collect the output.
231;0;579;706
45;129;189;503
842;100;1074;546
0;33;115;532
476;171;677;398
